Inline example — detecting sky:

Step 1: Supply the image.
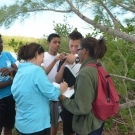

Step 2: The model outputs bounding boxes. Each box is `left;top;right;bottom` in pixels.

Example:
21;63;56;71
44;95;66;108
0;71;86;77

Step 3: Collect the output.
0;0;92;38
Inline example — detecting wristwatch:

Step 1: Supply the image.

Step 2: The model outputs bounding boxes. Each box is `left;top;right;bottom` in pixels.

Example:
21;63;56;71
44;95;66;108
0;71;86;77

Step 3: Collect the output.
75;56;80;64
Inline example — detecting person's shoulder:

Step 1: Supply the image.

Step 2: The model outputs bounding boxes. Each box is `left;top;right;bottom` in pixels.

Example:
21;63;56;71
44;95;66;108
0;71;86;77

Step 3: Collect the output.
44;52;53;58
2;52;10;55
44;52;49;55
35;65;45;73
2;52;13;58
80;65;97;77
27;64;44;75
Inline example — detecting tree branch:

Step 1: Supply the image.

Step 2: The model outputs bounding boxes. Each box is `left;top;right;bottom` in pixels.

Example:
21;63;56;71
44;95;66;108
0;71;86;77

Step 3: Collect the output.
110;74;135;83
65;0;135;43
99;1;124;29
120;100;135;109
113;0;135;13
26;8;72;13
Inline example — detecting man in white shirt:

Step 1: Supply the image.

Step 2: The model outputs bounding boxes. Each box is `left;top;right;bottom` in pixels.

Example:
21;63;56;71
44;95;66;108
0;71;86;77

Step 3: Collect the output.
42;33;62;135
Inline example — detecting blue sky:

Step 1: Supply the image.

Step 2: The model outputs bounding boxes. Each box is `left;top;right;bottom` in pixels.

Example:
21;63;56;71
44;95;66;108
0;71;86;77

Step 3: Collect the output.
0;0;91;38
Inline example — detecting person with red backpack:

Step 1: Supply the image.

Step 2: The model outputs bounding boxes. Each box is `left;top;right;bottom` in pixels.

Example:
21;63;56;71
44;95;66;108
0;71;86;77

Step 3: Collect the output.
59;36;119;135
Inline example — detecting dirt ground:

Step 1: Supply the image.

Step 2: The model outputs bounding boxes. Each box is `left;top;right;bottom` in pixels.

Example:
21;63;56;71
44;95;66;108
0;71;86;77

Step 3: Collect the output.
1;122;134;135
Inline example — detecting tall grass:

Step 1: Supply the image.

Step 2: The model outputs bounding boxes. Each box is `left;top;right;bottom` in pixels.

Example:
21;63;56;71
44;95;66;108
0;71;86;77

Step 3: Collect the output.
3;45;14;52
2;35;44;45
2;35;69;53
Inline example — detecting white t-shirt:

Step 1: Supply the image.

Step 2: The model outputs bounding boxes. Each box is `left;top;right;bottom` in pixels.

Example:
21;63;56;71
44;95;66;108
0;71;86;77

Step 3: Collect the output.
42;52;62;122
42;52;59;83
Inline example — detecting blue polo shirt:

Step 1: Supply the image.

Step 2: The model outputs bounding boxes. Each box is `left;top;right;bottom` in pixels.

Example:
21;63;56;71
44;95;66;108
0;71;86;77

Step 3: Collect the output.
0;52;16;98
11;62;60;133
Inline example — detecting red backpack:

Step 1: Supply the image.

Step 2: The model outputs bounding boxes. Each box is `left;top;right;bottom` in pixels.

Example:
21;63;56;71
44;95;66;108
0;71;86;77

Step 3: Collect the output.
86;63;120;121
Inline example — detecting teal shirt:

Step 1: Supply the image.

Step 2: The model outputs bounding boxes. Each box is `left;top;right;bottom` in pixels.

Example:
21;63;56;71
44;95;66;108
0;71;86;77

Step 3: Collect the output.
11;62;60;133
0;52;16;98
62;58;103;135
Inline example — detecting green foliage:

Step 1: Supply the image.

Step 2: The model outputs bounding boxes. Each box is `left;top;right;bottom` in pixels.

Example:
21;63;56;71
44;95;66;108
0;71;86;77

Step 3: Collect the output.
53;16;77;53
0;0;68;28
53;21;73;37
104;117;113;130
85;24;135;133
53;16;75;37
2;35;49;53
8;38;24;53
2;13;135;134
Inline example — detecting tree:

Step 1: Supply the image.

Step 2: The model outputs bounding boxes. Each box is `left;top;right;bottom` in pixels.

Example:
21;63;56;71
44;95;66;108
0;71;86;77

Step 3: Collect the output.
1;1;135;131
0;0;135;42
1;0;135;107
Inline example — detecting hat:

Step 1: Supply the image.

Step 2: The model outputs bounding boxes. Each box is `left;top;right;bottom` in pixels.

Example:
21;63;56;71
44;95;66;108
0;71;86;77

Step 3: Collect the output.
0;35;3;43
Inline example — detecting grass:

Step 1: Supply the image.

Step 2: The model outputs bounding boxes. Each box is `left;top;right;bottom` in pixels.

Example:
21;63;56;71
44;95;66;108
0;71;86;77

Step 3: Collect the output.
3;45;14;52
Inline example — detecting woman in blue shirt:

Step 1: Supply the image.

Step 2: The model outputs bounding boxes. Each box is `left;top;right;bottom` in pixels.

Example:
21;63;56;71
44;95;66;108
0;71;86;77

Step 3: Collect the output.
11;43;67;135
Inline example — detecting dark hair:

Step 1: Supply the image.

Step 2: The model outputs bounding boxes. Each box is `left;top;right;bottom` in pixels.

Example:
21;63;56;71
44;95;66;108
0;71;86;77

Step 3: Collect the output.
47;33;60;42
80;37;107;59
18;43;44;61
68;31;83;40
0;35;3;44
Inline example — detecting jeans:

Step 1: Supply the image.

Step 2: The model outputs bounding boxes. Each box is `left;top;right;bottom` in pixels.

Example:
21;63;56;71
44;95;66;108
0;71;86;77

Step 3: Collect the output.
76;122;104;135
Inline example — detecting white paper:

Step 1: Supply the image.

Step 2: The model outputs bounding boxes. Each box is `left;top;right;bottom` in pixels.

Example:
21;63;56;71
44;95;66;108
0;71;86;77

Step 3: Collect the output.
63;88;74;98
52;82;74;98
65;63;81;77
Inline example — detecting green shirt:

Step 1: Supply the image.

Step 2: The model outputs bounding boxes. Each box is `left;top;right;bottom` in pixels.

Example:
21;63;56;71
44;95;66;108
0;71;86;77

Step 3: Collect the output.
62;57;103;135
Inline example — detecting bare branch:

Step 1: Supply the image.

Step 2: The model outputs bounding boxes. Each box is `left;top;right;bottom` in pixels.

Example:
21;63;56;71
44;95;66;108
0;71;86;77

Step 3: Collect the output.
99;1;123;29
120;100;135;109
110;74;135;83
113;0;135;13
26;8;72;13
66;0;135;43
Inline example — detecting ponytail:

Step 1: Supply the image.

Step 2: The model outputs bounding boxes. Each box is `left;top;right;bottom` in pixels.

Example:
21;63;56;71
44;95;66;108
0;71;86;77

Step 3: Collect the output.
94;38;107;59
80;37;107;59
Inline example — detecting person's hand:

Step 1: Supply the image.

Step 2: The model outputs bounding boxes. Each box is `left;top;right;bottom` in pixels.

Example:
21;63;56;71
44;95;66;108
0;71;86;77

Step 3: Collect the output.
66;54;76;64
60;82;68;94
59;52;67;61
59;95;66;101
69;85;74;90
0;67;13;76
54;52;68;62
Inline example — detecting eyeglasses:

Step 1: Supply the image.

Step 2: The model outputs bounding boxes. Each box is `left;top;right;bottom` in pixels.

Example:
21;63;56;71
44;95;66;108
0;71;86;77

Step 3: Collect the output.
76;48;83;53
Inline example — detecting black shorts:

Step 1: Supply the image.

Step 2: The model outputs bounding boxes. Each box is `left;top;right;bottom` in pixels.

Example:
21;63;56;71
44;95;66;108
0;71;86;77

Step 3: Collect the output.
61;106;75;135
17;128;50;135
0;94;15;133
60;95;75;135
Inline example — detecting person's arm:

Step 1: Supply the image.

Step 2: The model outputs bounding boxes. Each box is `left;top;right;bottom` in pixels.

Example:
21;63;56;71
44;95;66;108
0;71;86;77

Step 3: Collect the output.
0;80;13;89
0;64;17;89
61;70;97;115
44;58;58;74
55;54;78;84
1;64;18;76
42;53;66;75
12;64;18;71
66;54;76;64
35;67;68;101
55;60;68;84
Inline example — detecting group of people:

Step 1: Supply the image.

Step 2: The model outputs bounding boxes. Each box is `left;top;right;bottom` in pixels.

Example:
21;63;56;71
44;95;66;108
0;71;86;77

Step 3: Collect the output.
0;31;107;135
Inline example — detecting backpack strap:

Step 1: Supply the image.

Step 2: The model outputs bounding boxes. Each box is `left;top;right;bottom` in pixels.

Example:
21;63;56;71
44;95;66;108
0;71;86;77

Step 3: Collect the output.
86;62;101;68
